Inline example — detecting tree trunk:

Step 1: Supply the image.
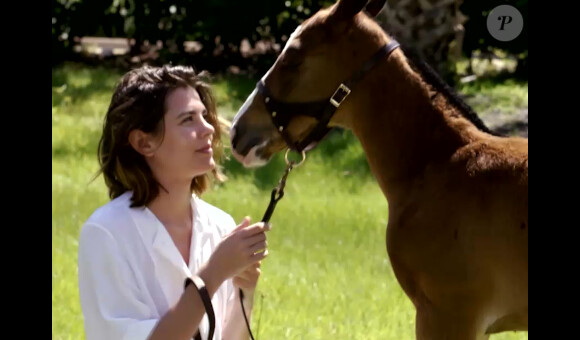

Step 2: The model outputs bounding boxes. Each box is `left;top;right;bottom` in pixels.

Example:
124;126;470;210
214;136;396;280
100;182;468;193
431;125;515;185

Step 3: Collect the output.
375;0;466;85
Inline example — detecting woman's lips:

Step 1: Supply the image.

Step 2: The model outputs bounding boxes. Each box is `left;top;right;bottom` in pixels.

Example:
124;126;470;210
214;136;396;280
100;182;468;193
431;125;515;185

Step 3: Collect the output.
196;145;212;153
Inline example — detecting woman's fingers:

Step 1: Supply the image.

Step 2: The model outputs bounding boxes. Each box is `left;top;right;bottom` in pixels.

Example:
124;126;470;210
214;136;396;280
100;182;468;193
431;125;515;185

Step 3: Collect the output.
235;266;261;281
250;249;269;262
249;241;268;255
245;232;266;248
232;216;251;232
233;276;254;290
239;222;271;238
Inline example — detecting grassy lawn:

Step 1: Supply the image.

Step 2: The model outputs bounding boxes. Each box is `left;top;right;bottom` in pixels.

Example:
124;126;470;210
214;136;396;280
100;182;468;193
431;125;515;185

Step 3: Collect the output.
52;62;528;339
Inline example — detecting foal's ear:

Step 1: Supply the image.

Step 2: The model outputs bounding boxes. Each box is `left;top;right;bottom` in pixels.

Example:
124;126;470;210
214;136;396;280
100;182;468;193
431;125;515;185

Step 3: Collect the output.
365;0;387;17
329;0;369;21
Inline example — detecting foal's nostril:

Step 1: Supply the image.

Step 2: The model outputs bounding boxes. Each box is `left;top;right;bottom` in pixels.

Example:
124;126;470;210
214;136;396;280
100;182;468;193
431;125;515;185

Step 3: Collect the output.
231;123;263;157
240;137;264;156
231;125;241;150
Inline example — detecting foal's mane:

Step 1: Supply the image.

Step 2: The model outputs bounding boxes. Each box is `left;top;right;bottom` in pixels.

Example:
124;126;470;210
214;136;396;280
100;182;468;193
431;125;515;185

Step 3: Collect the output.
398;44;502;137
355;12;500;136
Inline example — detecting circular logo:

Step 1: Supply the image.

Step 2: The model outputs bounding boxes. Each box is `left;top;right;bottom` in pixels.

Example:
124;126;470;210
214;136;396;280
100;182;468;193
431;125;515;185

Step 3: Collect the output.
486;5;524;41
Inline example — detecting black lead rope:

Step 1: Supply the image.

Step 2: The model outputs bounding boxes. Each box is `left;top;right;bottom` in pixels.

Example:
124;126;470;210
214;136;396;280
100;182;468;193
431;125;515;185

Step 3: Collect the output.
261;161;294;224
195;41;399;340
235;41;400;340
193;151;304;340
239;150;305;340
202;41;398;340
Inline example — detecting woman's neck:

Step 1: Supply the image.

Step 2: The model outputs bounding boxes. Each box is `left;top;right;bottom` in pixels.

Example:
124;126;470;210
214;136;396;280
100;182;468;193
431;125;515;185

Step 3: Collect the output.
147;183;194;230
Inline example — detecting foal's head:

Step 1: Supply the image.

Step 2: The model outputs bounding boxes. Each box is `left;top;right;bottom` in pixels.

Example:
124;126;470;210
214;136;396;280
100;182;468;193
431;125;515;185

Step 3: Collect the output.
230;0;392;167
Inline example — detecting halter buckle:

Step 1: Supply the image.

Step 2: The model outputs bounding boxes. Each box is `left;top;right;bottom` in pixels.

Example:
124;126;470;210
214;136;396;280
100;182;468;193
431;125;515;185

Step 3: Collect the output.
330;83;351;108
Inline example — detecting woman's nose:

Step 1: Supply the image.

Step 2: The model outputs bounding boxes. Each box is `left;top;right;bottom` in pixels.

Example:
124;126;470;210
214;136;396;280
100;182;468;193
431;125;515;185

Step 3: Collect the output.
201;118;215;138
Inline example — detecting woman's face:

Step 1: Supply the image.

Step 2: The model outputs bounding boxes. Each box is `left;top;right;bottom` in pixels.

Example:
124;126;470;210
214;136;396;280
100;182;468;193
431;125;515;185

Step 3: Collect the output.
148;86;216;182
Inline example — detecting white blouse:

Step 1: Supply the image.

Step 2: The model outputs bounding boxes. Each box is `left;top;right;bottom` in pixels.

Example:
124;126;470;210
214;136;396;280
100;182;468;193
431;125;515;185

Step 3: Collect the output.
78;191;237;340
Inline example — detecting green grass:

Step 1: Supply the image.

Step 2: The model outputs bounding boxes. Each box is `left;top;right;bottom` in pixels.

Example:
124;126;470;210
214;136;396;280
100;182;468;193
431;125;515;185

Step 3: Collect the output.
52;62;527;339
457;77;528;117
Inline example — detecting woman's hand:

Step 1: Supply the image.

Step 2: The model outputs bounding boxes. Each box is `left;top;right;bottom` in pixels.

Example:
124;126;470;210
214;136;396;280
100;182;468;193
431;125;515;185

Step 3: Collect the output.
202;217;270;290
233;261;262;297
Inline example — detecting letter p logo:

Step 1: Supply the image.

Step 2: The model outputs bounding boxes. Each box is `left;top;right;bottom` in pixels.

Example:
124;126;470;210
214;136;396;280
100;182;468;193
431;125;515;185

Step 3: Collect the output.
487;5;524;41
498;16;513;30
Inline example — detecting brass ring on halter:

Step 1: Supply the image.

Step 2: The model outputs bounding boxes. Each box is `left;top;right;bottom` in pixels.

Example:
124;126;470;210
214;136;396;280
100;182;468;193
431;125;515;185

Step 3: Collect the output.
285;149;306;167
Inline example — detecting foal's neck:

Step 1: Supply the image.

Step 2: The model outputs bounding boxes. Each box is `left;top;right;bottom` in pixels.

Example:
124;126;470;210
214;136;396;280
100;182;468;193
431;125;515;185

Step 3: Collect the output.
348;52;480;201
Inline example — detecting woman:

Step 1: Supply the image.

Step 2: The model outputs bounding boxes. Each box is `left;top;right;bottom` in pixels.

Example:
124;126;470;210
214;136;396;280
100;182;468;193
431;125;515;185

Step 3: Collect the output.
78;64;270;340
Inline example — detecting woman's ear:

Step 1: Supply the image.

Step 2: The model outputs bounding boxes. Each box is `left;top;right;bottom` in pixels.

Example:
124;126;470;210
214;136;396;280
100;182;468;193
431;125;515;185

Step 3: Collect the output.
128;129;157;157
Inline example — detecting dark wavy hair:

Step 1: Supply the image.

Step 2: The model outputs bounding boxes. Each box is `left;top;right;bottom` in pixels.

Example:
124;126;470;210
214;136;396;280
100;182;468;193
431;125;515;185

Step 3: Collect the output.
97;65;226;207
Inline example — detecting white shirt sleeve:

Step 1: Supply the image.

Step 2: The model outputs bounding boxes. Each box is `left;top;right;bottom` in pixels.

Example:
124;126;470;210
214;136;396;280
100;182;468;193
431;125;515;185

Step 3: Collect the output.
78;223;158;340
223;216;240;328
219;214;238;305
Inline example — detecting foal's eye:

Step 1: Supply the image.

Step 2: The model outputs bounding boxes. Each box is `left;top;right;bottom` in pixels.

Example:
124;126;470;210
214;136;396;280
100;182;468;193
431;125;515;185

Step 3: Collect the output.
281;59;302;69
280;47;302;69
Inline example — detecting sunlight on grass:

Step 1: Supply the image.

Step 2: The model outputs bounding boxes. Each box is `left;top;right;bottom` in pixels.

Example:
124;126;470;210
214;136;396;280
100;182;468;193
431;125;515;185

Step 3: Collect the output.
458;78;528;116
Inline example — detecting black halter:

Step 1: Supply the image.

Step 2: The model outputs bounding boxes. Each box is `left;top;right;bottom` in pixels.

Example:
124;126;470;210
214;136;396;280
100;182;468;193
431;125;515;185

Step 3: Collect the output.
256;40;400;153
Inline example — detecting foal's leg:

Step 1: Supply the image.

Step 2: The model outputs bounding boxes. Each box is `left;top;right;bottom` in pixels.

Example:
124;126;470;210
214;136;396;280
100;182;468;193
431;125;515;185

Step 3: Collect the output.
415;306;489;340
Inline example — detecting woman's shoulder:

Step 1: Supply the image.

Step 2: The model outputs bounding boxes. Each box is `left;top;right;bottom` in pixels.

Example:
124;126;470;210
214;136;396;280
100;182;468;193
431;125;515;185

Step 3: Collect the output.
82;191;139;236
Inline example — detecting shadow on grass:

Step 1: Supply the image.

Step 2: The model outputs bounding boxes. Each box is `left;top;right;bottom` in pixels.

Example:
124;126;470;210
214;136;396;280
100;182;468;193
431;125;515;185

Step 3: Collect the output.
52;63;123;108
492;120;528;138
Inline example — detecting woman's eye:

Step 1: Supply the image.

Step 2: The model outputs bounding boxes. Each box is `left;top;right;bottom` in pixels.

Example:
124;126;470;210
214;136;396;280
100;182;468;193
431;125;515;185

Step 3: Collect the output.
182;116;193;123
